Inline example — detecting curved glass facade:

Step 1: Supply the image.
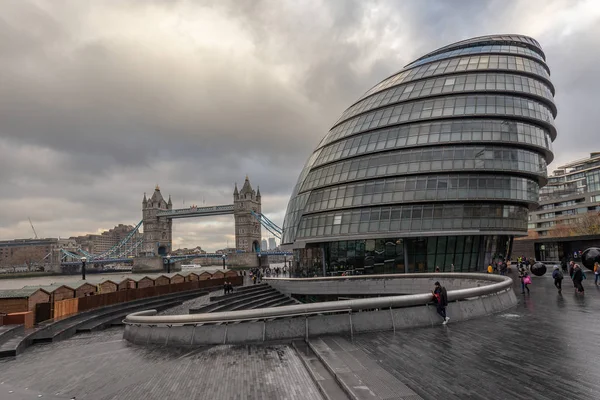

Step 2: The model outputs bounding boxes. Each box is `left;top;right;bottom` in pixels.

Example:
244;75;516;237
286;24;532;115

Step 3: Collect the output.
282;34;557;276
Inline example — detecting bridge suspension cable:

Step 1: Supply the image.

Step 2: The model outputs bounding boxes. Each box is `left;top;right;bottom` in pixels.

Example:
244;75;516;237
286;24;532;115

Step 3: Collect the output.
250;211;282;240
59;221;143;263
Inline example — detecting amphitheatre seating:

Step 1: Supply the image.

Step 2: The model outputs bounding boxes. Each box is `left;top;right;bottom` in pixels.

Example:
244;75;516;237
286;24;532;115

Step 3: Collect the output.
190;284;298;315
0;288;208;358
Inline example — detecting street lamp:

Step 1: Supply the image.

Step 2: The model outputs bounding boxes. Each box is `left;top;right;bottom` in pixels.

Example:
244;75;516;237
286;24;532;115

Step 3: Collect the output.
222;254;226;270
258;253;262;269
81;257;87;280
166;254;171;274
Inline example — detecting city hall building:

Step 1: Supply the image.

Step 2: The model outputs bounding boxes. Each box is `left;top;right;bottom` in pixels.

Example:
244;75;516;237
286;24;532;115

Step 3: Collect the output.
282;35;557;276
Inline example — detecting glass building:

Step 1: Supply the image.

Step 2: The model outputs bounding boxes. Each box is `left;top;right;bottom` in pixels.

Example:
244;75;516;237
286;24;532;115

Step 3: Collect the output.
282;34;557;277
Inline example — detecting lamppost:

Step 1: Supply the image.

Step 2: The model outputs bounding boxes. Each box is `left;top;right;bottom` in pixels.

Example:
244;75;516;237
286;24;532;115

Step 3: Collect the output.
166;254;171;274
222;254;226;270
81;256;87;280
258;253;262;269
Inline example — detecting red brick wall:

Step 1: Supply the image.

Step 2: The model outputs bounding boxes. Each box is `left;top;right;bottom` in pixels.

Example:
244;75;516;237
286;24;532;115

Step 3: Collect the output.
52;287;75;302
99;281;118;293
154;276;170;286
27;290;50;311
118;279;136;290
0;298;28;315
75;284;96;298
4;311;34;328
137;278;154;289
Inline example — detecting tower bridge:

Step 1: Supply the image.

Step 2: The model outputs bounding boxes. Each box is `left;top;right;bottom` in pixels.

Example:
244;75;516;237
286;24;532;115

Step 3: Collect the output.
59;176;290;269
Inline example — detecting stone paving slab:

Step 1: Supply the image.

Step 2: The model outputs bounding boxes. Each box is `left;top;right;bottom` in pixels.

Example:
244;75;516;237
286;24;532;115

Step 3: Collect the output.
0;328;323;400
0;382;71;399
309;336;423;400
293;340;350;400
349;272;600;400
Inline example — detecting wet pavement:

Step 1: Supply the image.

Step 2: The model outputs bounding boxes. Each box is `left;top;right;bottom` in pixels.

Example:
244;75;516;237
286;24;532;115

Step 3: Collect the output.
0;270;598;399
350;270;600;399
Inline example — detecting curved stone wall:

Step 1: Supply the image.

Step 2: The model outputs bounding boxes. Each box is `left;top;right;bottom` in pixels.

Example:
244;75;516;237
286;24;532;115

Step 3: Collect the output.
123;273;517;347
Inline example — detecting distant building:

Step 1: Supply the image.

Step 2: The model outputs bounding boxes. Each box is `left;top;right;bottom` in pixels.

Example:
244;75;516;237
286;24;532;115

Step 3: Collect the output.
261;239;268;252
528;152;600;237
71;224;142;256
216;248;237;255
268;238;277;251
172;246;206;256
514;152;600;261
0;238;57;265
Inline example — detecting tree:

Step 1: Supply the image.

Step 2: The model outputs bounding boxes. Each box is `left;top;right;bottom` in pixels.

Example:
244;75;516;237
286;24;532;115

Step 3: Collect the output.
549;223;573;238
572;211;600;236
548;211;600;237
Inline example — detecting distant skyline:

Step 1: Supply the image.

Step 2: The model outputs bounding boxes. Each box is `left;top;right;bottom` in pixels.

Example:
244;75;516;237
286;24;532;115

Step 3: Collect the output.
2;0;600;251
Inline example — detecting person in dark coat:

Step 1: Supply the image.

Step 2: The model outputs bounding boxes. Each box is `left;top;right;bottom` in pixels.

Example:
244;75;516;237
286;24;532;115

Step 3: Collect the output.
552;265;563;293
572;264;585;294
432;281;449;325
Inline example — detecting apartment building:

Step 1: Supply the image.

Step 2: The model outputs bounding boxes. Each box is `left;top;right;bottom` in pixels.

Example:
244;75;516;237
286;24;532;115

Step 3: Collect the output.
529;152;600;237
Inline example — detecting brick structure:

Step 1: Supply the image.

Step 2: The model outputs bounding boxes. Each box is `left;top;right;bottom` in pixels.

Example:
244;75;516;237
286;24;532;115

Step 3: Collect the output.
211;271;225;279
153;275;170;286
185;272;199;282
136;277;154;289
198;272;211;280
94;280;118;293
234;176;262;253
67;281;97;298
26;285;75;302
141;185;173;257
169;274;185;284
118;278;136;291
0;288;51;315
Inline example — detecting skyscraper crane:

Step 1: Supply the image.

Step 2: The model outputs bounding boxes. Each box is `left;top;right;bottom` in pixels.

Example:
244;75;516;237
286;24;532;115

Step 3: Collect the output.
28;217;38;239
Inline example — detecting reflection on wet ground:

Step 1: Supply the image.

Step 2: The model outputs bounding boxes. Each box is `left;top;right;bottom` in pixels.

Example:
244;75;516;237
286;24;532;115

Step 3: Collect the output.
0;270;598;399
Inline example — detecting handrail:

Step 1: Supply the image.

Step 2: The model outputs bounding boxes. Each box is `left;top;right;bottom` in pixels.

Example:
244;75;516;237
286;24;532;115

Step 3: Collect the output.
124;273;512;326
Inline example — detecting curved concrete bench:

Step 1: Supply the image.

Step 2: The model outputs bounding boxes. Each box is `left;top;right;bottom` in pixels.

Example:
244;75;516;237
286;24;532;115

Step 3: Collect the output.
123;273;517;347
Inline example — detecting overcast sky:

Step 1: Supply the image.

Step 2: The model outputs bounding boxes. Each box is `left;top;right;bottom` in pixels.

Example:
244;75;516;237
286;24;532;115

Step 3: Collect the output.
1;0;599;251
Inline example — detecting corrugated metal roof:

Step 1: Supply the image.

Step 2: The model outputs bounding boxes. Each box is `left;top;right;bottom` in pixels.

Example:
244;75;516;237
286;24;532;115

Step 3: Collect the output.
0;287;50;298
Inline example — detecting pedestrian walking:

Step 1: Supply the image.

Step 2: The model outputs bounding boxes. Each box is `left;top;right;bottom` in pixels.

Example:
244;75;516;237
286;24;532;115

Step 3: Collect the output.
432;281;449;325
552;265;563;293
594;262;599;286
572;264;585;294
519;265;531;294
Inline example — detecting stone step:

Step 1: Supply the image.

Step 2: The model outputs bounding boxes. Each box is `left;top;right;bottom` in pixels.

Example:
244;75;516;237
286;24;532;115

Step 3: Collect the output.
0;289;209;359
33;290;206;342
75;299;184;332
213;291;283;312
308;336;423;400
190;286;276;313
230;292;287;311
209;283;268;300
293;340;351;400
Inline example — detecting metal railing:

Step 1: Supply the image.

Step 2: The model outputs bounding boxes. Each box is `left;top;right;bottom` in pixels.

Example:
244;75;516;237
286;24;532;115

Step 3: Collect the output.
124;273;513;326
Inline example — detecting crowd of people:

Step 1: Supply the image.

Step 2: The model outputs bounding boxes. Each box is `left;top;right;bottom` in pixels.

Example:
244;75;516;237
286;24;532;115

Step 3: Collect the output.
242;265;289;285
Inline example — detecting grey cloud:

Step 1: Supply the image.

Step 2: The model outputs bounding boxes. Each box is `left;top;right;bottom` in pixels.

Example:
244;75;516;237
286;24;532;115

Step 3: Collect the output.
1;0;598;250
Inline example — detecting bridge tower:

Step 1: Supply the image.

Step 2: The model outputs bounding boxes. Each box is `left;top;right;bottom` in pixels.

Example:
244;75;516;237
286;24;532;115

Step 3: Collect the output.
234;176;262;252
142;185;172;256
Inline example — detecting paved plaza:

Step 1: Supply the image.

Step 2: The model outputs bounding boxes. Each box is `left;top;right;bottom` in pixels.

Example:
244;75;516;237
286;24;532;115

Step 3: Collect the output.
0;271;599;399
